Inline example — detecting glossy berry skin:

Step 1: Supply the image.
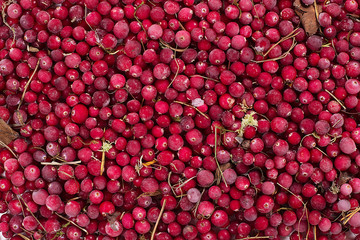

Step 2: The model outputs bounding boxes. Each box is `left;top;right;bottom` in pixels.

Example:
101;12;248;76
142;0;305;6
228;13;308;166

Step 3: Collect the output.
71;104;89;124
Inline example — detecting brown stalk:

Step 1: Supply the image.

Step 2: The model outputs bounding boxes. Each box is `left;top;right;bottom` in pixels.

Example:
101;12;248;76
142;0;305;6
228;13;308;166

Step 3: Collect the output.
99;133;111;175
1;0;16;44
235;236;270;240
262;28;300;58
253;39;297;63
315;147;329;158
325;89;346;110
16;196;26;217
101;142;106;175
26;45;39;52
136;190;162;199
84;5;119;55
150;199;167;240
40;161;81;166
342;207;360;225
167;172;176;196
159;39;188;52
192;188;205;219
214;126;228;187
18;195;46;233
173;101;209;119
55;212;88;234
189;75;220;82
313;1;319;23
174;175;197;189
16;234;31;240
0;140;17;158
277;182;310;239
167;48;179;89
134;2;147;37
18;59;41;111
178;21;186;31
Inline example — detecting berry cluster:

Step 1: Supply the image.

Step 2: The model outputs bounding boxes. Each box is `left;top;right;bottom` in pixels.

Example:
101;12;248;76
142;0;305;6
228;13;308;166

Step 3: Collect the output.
1;0;360;239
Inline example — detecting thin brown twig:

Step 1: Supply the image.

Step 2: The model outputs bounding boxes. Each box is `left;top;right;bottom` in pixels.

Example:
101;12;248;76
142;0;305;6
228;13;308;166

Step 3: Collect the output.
84;5;119;55
167;172;176;196
313;1;319;23
20;227;34;235
277;182;305;204
159;39;188;52
150;199;167;240
19;195;46;232
174;176;197;189
214;126;228;187
167;47;179;89
348;13;360;22
325;89;346;110
235;236;270;240
178;21;186;31
0;140;17;158
342;207;360;225
315;147;329;158
99;136;112;175
341;110;360;115
134;2;147;37
16;233;31;240
193;188;205;219
101;142;106;175
173;101;209;119
55;212;88;234
16;196;26;217
40;161;81;166
252;39;297;63
189;75;220;82
18;59;40;111
1;0;16;44
305;205;310;240
262;28;300;57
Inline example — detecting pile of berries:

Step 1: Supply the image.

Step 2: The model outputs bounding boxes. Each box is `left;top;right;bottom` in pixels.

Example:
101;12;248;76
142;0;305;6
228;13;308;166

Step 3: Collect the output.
1;0;360;239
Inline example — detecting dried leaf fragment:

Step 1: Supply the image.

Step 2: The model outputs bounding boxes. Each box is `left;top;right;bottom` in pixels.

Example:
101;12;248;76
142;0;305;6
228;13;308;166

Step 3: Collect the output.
294;0;322;36
215;163;232;185
0;119;19;146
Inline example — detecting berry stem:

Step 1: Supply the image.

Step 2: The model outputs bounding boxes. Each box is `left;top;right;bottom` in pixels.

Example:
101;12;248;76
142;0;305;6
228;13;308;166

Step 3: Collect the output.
54;212;89;234
159;39;188;52
189;75;220;82
18;195;47;233
16;233;31;240
325;89;346;110
1;0;16;44
173;101;209;119
342;207;360;225
235;236;270;240
263;28;300;57
192;188;205;219
175;175;197;189
18;59;40;111
0;140;18;158
214;126;228;188
134;2;147;37
167;172;176;196
167;48;180;89
253;39;297;63
40;161;81;165
150;199;167;240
